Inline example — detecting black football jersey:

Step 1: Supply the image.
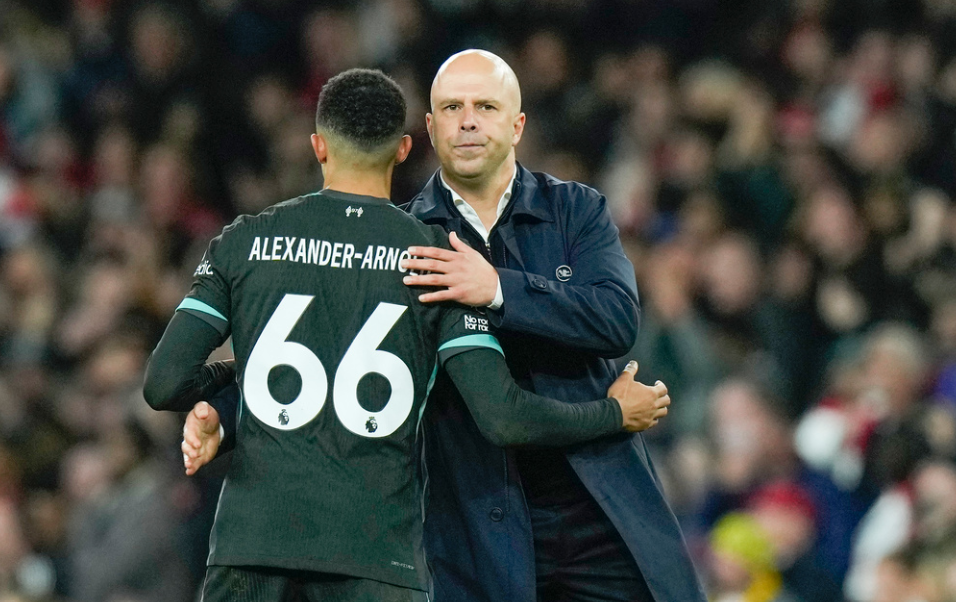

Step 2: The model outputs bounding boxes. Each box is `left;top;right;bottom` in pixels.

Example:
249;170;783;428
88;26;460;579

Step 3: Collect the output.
178;189;500;590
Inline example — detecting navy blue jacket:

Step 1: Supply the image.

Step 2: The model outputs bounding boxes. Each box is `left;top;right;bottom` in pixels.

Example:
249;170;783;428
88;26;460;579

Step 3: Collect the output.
408;165;706;602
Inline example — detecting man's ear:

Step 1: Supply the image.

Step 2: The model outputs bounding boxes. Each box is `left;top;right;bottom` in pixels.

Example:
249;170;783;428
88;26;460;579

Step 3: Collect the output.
425;113;436;147
512;112;526;147
311;133;328;164
395;135;413;165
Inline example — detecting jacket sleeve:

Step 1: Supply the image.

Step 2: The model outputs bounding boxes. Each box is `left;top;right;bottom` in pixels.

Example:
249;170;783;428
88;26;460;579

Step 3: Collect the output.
444;348;623;446
492;190;639;358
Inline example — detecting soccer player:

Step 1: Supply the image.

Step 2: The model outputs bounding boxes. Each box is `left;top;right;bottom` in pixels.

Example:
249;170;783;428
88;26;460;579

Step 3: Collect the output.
143;68;669;602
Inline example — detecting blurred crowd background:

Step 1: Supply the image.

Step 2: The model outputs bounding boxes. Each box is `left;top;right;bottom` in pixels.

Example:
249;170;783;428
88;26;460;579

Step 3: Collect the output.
2;0;956;600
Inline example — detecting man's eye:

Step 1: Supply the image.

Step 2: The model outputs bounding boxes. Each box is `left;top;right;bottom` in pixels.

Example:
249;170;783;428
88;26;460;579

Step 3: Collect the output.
445;104;460;111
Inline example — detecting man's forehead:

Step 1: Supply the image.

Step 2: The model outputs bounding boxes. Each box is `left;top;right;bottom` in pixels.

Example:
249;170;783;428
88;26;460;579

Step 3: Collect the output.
432;70;508;98
430;53;521;108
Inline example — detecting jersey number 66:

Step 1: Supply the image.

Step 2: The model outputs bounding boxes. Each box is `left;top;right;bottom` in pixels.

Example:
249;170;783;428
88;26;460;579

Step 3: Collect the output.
244;294;414;438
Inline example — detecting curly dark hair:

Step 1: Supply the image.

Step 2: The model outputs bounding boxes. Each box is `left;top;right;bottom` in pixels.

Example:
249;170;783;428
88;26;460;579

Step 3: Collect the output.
315;68;406;155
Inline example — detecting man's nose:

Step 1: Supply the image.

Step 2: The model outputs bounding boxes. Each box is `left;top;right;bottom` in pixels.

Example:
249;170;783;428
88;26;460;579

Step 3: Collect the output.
459;106;478;131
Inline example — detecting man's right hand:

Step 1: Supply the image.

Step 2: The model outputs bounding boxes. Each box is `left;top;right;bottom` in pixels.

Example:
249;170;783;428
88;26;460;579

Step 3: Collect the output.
182;401;222;475
608;361;670;432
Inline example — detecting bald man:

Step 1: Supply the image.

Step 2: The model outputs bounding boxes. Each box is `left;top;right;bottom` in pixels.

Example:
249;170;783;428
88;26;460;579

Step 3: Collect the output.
399;50;706;602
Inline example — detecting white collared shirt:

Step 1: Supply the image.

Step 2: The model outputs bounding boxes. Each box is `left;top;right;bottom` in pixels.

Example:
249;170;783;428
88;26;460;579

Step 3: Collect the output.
438;169;516;310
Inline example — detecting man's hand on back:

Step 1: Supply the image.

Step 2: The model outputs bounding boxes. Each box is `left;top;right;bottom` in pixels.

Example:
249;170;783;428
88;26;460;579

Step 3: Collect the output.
402;231;499;306
182;401;222;475
609;361;670;432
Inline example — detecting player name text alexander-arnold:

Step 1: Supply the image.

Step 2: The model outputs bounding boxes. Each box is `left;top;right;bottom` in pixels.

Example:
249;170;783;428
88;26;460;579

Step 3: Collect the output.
247;236;413;272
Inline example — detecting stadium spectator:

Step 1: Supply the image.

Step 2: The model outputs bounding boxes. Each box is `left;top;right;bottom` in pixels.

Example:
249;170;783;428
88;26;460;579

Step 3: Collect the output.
707;512;799;602
748;481;844;602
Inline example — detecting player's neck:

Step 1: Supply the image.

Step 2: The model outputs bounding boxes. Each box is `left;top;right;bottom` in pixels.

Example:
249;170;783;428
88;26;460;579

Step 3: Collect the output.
322;163;395;200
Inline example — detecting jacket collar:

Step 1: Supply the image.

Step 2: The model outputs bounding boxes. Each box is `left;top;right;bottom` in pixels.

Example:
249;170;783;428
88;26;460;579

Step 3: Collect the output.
414;163;554;224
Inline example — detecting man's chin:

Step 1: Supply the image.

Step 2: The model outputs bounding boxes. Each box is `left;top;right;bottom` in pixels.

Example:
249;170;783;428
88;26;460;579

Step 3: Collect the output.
444;159;488;180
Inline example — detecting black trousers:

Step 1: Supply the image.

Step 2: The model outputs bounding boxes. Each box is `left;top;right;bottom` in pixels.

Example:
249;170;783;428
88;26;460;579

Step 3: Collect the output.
531;497;655;602
201;566;430;602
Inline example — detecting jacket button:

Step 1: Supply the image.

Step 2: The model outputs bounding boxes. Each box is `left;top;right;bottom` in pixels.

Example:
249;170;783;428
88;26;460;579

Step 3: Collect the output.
489;507;504;521
532;279;547;290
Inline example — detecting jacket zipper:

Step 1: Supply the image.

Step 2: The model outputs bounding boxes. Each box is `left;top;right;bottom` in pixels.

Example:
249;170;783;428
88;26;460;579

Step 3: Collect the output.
485;177;520;266
458;217;492;263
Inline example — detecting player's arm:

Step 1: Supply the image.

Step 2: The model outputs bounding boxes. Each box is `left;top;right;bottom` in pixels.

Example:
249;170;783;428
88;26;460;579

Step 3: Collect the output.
179;350;670;472
143;311;234;412
443;348;669;447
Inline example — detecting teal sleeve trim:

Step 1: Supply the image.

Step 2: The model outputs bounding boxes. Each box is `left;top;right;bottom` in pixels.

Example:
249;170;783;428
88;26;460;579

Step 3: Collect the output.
177;297;228;323
438;334;504;356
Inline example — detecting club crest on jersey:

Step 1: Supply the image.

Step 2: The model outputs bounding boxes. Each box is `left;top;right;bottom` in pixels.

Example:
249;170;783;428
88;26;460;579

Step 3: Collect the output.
194;259;213;277
345;205;364;218
365;416;378;433
556;265;572;282
278;409;290;426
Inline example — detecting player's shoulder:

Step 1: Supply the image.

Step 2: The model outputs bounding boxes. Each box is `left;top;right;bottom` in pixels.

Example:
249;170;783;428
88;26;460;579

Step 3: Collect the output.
220;193;317;235
411;216;452;249
380;203;451;248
